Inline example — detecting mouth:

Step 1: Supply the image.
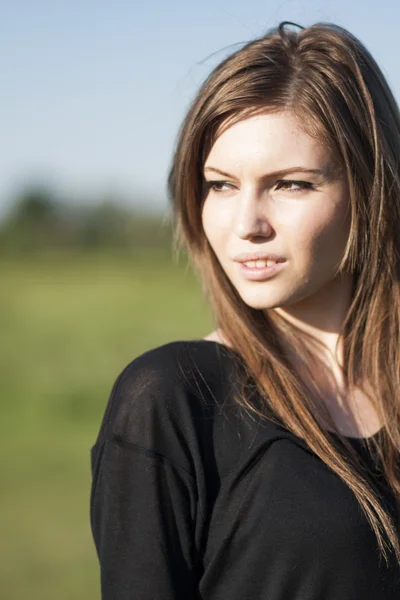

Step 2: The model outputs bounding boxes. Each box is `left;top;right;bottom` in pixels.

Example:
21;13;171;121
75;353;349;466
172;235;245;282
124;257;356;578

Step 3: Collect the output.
234;253;286;264
240;259;281;268
237;259;287;281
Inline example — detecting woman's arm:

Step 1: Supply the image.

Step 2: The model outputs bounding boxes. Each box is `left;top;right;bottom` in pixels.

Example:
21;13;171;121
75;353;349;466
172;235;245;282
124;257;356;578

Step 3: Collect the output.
90;435;200;599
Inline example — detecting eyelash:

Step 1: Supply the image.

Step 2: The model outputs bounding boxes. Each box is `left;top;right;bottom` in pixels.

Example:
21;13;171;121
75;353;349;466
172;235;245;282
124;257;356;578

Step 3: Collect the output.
205;180;315;193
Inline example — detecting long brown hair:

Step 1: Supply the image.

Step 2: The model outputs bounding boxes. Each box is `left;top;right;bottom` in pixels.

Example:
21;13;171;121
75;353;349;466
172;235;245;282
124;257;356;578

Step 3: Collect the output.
167;21;400;564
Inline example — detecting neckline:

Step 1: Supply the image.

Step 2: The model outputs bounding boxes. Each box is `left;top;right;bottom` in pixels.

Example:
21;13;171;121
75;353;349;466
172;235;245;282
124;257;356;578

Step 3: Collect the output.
196;339;384;443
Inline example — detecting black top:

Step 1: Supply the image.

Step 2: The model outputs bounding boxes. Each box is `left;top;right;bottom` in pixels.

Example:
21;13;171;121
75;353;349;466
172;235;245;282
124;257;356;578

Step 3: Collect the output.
90;340;400;599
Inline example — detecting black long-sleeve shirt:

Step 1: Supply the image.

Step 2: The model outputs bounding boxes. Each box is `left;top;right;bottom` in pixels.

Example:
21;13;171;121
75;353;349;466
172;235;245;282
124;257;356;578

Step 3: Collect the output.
90;339;400;599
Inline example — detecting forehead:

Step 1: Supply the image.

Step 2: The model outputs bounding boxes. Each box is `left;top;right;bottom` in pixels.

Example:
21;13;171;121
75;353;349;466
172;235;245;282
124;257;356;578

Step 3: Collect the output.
204;111;333;173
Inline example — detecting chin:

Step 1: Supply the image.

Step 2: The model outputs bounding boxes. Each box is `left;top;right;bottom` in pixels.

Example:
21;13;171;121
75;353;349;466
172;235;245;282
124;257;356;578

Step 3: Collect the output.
235;287;287;311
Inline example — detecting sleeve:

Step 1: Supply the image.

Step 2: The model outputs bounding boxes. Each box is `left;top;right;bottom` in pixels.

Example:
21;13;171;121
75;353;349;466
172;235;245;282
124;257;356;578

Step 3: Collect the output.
89;347;204;599
90;438;200;599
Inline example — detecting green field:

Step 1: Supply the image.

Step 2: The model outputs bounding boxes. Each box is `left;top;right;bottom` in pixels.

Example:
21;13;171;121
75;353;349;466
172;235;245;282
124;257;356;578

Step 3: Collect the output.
0;250;213;599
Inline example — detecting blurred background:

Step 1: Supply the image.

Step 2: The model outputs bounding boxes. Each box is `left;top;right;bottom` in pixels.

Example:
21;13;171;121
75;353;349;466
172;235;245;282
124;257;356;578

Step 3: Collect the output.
2;1;399;597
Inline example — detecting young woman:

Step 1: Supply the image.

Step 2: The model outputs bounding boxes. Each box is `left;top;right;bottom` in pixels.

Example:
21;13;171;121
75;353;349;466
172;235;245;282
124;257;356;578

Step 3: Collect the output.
90;21;400;599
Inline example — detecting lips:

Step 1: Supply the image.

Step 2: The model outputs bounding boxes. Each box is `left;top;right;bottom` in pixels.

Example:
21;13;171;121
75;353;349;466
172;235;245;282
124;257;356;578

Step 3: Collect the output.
238;259;286;281
242;259;278;268
234;252;286;264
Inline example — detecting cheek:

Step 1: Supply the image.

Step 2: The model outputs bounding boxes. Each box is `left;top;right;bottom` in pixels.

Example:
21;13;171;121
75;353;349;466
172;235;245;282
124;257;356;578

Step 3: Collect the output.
202;200;232;243
287;199;350;266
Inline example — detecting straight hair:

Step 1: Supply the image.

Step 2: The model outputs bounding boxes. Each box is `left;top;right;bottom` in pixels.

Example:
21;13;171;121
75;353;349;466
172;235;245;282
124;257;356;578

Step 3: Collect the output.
168;22;400;564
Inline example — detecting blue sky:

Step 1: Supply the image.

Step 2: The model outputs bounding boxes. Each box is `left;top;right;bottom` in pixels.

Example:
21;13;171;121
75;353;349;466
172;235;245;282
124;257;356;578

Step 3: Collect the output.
2;0;399;215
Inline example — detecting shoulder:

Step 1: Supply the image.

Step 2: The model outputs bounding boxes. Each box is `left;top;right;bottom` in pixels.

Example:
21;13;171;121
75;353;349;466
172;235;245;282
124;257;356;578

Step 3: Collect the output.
111;339;235;404
93;339;239;452
92;339;296;486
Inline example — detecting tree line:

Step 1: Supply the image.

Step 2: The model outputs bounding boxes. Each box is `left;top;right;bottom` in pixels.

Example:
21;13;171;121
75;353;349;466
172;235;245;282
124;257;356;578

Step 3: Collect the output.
0;186;174;254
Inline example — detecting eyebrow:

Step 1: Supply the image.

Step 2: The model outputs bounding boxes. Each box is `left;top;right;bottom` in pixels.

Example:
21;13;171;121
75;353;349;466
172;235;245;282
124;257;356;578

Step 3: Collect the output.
203;166;329;179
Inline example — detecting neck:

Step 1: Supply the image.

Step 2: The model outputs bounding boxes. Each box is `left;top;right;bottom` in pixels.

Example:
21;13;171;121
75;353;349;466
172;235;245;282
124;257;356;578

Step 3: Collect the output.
271;270;353;371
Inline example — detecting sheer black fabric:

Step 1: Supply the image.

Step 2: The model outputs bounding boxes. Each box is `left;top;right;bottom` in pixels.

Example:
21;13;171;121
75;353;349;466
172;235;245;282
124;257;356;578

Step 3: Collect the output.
90;340;400;599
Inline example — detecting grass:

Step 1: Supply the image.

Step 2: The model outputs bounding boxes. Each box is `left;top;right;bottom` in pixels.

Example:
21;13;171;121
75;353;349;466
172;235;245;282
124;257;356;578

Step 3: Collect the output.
0;249;213;599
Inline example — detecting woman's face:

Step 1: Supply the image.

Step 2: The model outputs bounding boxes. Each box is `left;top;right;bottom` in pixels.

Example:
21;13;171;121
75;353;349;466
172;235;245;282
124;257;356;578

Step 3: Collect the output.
201;110;351;312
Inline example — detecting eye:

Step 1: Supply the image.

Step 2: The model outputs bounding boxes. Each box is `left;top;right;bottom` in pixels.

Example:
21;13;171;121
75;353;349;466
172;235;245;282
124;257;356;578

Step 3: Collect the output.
275;180;314;192
205;180;234;193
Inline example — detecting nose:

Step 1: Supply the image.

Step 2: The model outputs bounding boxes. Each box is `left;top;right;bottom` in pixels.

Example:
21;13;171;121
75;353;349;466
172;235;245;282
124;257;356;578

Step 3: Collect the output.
234;192;273;240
